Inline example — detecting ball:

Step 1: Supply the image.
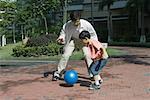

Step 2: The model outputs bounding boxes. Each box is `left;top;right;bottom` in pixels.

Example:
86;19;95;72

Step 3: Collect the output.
64;70;78;85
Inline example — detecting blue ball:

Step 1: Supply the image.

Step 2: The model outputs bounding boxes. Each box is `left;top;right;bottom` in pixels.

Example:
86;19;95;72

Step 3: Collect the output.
64;70;78;85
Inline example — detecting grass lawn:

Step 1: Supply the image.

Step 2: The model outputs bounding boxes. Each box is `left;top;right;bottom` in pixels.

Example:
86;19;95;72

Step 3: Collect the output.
0;43;126;60
107;48;127;56
0;42;21;59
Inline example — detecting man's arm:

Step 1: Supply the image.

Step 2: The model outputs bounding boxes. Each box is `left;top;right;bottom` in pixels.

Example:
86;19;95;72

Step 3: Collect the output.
87;23;98;41
56;24;66;44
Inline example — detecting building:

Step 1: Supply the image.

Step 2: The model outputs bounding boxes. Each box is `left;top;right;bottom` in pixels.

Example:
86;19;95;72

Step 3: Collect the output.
57;0;150;42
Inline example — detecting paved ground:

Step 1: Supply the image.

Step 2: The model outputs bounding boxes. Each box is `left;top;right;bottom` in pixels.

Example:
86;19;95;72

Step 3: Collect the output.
0;46;150;100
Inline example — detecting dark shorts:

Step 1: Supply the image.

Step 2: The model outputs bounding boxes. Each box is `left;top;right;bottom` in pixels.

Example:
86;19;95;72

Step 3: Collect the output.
89;59;108;76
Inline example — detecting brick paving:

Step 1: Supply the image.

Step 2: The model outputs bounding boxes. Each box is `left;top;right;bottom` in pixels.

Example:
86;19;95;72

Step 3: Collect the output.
0;46;150;100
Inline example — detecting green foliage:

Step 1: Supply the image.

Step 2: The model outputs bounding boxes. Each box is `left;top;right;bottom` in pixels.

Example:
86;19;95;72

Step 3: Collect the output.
12;43;62;57
126;0;145;9
16;0;61;37
107;48;127;56
48;22;63;35
126;0;149;15
0;42;21;59
26;34;58;47
0;0;16;36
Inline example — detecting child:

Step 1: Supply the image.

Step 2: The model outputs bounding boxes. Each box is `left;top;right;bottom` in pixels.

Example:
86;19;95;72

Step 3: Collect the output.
79;31;108;90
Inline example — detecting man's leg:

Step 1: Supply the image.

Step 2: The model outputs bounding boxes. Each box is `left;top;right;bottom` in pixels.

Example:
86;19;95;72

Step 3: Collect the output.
53;41;75;80
82;46;93;77
82;46;101;80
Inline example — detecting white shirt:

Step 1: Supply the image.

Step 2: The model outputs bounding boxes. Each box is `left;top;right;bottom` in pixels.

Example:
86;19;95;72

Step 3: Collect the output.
58;19;98;46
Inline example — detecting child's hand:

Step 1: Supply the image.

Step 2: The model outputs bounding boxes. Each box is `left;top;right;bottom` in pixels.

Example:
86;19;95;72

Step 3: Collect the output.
92;51;103;62
92;56;101;62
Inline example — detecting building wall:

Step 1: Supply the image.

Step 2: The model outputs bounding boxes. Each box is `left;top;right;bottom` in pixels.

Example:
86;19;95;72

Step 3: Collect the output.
57;0;150;42
145;17;150;41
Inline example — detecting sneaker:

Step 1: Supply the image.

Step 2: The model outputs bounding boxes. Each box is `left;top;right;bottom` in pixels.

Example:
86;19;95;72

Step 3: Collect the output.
99;79;103;84
90;77;95;81
52;71;60;81
89;83;101;90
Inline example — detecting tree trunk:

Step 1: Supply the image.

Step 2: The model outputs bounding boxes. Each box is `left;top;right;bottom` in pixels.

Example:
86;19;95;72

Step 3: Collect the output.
13;23;16;44
40;11;48;35
43;16;48;35
63;0;67;24
21;25;24;42
139;5;146;43
2;35;6;46
107;6;113;43
32;27;35;35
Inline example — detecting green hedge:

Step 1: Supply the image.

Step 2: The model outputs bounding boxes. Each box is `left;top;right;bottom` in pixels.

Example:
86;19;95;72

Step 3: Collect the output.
12;43;62;57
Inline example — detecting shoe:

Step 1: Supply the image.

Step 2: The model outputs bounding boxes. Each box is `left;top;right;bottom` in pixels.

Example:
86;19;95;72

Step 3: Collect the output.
90;77;95;81
52;71;60;81
99;79;103;84
90;78;103;83
89;83;101;90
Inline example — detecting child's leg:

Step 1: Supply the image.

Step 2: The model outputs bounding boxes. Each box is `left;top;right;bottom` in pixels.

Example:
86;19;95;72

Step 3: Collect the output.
89;61;101;85
95;59;108;73
89;59;108;90
83;47;102;81
89;74;101;90
90;59;108;82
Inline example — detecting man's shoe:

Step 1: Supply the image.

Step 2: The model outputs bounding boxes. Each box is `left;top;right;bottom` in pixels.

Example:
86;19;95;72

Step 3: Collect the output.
90;77;95;81
52;71;60;81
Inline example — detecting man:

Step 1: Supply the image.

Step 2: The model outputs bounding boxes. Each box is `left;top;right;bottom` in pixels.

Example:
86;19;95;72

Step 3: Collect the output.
53;11;101;81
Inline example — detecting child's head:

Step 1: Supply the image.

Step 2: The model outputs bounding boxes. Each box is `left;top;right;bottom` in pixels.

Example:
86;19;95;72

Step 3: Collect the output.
79;31;91;44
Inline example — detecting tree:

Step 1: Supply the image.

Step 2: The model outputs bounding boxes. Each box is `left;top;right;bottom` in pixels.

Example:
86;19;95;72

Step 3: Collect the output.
126;0;149;43
16;0;60;36
60;0;72;24
0;0;17;43
31;0;60;34
99;0;116;43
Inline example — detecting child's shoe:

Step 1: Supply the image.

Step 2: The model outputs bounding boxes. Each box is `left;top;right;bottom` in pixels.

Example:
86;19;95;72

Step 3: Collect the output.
89;83;101;90
99;79;103;84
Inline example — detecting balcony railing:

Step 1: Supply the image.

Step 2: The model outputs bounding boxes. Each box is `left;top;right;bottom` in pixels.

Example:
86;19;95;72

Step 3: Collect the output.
67;5;83;11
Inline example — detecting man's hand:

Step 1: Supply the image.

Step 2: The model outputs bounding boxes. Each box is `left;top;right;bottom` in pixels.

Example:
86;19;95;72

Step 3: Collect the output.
56;38;65;44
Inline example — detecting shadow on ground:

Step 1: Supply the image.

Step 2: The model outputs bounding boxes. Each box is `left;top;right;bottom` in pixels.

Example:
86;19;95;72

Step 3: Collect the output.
110;55;150;66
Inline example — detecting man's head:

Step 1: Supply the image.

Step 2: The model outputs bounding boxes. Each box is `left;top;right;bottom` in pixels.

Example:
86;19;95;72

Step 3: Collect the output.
79;31;91;44
70;11;81;26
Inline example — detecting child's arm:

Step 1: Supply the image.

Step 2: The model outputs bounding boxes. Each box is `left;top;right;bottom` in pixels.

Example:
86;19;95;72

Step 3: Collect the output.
92;48;103;61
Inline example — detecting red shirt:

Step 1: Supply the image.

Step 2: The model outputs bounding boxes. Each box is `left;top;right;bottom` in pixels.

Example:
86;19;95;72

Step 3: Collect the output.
87;39;108;59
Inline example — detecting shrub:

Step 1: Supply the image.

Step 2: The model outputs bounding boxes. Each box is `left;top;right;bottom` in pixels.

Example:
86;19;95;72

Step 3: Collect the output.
12;45;25;57
12;43;62;57
26;34;58;47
